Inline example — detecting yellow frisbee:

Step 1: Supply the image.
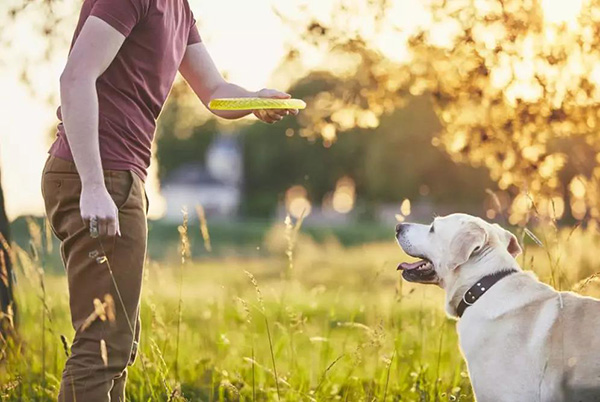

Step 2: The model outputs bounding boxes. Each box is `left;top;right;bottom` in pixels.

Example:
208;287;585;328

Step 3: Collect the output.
209;98;306;111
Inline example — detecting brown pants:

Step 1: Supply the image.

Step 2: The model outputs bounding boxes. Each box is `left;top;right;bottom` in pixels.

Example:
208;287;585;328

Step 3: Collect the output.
42;156;147;402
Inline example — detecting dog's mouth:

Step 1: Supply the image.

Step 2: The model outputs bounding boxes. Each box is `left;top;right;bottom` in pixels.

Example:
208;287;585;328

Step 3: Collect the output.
397;257;439;284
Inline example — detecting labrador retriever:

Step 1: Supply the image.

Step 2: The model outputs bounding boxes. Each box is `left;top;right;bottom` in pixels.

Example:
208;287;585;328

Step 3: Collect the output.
395;213;600;402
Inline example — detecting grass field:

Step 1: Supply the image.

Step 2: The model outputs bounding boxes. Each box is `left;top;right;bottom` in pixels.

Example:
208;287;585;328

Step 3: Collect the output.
1;217;600;401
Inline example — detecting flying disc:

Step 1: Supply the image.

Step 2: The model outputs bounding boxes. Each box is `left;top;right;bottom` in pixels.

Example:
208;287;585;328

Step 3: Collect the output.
209;98;306;111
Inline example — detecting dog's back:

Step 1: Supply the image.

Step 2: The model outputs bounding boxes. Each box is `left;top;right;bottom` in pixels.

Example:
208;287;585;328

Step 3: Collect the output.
543;293;600;402
460;277;600;402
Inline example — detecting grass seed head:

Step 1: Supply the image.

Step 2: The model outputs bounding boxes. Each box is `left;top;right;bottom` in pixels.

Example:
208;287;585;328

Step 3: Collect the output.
178;208;191;264
60;335;70;357
244;270;264;312
235;297;253;325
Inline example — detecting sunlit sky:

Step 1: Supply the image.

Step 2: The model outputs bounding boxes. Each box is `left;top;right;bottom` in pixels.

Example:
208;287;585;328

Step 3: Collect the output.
0;0;579;220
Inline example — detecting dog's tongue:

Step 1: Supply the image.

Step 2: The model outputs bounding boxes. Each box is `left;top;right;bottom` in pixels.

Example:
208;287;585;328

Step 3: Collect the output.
397;260;424;271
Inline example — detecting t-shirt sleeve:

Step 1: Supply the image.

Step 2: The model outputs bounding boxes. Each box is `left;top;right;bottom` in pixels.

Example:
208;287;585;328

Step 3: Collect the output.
188;20;202;45
90;0;148;37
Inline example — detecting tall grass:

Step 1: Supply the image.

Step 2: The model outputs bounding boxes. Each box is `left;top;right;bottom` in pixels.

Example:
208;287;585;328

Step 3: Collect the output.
1;215;599;401
175;208;191;380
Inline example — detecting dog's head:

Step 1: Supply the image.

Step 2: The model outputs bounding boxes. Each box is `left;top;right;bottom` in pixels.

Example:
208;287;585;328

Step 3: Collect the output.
395;213;521;288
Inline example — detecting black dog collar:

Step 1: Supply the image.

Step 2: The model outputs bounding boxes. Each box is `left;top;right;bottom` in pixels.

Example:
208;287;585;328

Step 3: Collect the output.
456;269;518;318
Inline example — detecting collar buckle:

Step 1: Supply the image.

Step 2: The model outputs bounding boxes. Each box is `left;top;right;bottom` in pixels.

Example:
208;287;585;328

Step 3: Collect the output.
462;292;475;307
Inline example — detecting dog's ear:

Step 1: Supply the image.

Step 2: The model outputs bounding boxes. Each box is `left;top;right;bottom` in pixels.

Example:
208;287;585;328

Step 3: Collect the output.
492;224;522;258
444;222;488;271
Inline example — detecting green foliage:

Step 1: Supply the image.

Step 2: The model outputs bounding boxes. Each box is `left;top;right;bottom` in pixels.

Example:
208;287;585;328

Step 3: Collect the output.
243;90;492;216
156;76;493;218
285;0;600;224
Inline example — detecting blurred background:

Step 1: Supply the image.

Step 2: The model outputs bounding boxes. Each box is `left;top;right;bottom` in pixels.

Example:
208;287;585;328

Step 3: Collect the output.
2;0;600;400
3;0;600;253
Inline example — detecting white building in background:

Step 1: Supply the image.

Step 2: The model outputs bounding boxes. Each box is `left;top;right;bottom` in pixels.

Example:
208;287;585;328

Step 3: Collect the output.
161;135;243;222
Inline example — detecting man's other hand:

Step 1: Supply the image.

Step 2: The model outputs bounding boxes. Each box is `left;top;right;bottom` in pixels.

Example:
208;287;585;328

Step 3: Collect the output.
80;184;121;238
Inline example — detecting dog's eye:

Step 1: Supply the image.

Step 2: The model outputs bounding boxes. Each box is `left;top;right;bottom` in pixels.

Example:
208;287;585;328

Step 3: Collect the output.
429;225;434;233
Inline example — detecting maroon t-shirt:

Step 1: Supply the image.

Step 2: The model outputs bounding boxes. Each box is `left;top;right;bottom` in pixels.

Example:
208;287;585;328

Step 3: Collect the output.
49;0;202;181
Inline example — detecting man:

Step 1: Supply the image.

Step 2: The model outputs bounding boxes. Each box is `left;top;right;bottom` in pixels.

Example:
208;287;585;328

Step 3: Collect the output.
41;0;297;400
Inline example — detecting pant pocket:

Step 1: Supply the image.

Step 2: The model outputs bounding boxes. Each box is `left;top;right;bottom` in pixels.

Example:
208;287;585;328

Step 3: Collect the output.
42;171;83;242
107;171;136;211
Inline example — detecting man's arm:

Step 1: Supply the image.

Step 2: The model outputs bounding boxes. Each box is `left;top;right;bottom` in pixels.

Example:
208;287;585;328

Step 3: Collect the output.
179;42;298;124
60;16;125;237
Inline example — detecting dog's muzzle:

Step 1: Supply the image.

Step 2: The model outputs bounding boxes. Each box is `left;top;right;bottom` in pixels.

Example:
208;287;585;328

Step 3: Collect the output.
397;259;439;284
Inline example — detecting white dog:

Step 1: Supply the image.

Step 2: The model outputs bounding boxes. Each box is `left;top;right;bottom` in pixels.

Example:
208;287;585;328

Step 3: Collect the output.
395;213;600;402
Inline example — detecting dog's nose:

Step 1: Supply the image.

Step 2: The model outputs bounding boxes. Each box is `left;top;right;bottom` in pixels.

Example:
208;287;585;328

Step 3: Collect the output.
395;223;404;236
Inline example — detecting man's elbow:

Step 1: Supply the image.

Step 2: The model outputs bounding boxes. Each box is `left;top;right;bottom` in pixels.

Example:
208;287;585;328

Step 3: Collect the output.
59;67;96;91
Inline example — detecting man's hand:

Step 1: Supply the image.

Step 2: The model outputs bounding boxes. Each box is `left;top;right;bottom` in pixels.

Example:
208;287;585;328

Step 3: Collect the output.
80;183;121;238
253;88;299;124
179;43;301;121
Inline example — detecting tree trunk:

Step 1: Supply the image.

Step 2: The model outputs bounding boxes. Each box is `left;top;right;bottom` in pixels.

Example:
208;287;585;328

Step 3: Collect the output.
0;167;16;338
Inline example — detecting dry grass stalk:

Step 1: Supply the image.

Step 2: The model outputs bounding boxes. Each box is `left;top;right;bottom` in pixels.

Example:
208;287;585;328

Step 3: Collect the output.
178;207;191;264
7;304;13;329
315;353;345;395
219;380;240;399
60;335;70;357
236;296;255;399
284;211;306;272
524;228;544;247
100;339;108;367
0;233;9;254
0;378;20;396
81;297;115;331
93;298;107;322
0;303;14;330
26;218;42;255
235;297;252;325
92;240;158;399
244;270;264;312
284;215;294;271
382;350;395;401
243;270;280;400
44;218;53;254
81;310;99;332
572;272;600;292
175;208;189;380
0;233;13;276
167;384;182;402
195;204;212;252
0;251;8;288
104;294;116;323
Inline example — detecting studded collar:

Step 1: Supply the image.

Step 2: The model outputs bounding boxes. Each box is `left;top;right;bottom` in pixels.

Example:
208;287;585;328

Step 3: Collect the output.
456;269;518;318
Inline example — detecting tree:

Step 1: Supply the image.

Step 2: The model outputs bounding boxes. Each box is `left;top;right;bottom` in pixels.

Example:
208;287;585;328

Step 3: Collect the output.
282;0;600;225
156;73;494;218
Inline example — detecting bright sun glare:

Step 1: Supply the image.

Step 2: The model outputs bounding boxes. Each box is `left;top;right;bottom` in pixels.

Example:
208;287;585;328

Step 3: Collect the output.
541;0;584;26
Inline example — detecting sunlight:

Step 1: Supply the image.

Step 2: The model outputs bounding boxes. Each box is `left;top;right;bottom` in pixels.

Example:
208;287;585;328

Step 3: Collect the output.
286;185;312;218
541;0;585;27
